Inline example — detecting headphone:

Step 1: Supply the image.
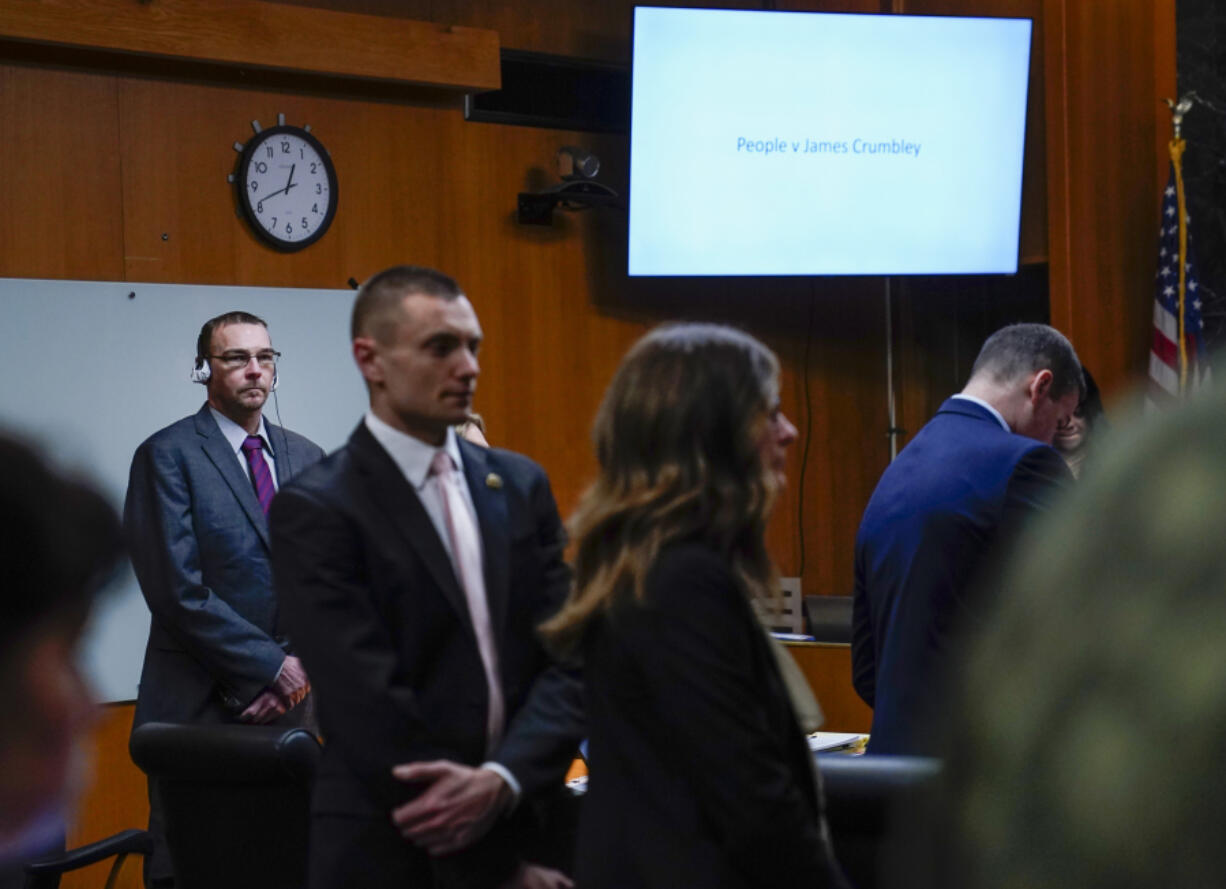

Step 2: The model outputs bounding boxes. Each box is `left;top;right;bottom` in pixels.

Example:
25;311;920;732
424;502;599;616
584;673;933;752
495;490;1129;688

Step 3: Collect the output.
190;356;279;391
189;356;211;384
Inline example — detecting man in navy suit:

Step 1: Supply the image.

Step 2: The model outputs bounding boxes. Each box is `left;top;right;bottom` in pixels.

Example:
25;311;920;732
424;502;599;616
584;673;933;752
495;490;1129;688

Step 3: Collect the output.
852;323;1082;755
124;311;325;887
270;266;583;889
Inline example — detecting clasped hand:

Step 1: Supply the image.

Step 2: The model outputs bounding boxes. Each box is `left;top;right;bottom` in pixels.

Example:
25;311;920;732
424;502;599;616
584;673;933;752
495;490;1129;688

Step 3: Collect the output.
238;655;310;724
390;760;512;855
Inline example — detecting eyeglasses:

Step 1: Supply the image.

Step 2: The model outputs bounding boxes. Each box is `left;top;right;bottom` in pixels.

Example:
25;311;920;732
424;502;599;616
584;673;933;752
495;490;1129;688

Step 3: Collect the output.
208;350;281;370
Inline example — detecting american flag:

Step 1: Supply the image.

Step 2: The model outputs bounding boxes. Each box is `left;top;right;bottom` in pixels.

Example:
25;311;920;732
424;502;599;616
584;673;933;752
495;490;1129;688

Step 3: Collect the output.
1149;164;1210;405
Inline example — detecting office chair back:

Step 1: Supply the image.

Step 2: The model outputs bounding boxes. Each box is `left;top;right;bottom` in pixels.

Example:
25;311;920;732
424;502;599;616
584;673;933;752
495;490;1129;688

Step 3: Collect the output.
803;595;854;644
817;754;940;889
130;722;320;889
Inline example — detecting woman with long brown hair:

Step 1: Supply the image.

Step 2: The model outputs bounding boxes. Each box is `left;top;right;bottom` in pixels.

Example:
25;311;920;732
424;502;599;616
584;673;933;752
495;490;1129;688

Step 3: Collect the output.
542;323;846;889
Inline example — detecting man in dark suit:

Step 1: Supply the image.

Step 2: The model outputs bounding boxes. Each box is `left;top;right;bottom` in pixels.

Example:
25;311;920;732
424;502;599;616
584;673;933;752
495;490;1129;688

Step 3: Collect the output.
124;311;325;887
852;323;1082;755
269;266;583;889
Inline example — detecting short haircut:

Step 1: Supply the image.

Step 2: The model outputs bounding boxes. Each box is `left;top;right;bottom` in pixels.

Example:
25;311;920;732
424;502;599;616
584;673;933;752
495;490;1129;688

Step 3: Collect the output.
0;434;123;661
969;323;1084;401
351;266;464;344
196;311;269;361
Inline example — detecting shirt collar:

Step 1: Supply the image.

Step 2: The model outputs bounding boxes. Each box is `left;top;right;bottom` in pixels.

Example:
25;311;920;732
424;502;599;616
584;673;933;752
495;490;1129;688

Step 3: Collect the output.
209;406;274;455
950;394;1010;434
363;411;463;491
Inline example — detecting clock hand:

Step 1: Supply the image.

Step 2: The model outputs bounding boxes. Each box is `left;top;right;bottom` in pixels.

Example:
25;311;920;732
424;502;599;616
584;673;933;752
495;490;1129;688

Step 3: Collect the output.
258;185;287;202
284;163;297;195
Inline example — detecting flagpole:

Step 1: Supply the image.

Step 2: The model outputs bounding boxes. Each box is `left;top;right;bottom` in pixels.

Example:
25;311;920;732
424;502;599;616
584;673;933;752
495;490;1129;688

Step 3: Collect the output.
1171;138;1189;392
1165;96;1194;393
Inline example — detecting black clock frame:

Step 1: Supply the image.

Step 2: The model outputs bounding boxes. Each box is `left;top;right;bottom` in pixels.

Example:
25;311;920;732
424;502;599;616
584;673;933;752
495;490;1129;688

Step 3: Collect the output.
234;124;339;253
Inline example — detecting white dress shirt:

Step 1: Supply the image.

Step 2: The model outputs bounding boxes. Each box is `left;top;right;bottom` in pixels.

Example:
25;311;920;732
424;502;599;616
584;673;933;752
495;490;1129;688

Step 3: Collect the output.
363;412;482;565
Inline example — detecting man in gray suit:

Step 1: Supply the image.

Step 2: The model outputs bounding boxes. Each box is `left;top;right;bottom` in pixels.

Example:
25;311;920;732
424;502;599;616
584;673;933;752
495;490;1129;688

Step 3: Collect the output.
124;310;325;887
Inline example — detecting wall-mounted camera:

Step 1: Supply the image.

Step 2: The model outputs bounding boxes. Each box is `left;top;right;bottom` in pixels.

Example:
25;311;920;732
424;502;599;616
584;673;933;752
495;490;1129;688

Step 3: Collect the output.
517;147;623;226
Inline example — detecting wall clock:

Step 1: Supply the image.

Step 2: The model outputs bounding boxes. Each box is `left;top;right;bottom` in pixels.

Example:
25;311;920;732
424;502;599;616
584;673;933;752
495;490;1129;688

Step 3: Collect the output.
231;115;338;252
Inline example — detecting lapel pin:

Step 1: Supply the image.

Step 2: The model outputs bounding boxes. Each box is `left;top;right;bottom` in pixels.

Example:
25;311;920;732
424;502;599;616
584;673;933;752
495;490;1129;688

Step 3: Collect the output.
485;472;503;489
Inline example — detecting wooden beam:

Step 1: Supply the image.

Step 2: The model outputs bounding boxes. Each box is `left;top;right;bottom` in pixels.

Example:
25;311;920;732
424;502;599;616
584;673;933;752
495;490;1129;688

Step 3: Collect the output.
1043;0;1073;338
1154;0;1176;203
0;0;500;92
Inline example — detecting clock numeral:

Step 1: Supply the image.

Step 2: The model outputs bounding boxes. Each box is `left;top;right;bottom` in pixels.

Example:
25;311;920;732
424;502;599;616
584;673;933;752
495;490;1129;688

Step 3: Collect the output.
238;126;334;247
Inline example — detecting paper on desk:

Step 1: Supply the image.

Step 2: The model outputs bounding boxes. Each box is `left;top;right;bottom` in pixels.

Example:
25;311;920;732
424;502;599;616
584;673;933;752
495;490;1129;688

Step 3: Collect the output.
807;732;867;753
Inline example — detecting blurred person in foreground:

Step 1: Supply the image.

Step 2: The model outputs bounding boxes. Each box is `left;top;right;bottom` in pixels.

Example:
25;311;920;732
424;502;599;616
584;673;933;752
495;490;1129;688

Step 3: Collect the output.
541;323;849;889
922;382;1226;889
1052;367;1107;480
0;435;123;878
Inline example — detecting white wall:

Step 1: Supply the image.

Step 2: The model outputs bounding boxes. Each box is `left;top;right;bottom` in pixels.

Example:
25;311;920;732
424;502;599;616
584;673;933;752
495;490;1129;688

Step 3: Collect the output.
0;278;364;701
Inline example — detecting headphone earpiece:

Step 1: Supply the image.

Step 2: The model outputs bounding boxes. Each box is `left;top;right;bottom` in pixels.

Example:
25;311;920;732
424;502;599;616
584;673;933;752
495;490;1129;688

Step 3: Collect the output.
190;357;211;384
271;368;279;392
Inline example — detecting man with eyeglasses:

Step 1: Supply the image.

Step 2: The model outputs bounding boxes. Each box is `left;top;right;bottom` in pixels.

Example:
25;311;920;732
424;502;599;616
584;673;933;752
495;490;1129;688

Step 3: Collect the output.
123;310;325;888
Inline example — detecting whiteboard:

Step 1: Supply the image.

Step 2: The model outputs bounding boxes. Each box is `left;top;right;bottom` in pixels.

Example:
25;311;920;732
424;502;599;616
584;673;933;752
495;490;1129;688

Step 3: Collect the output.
0;278;364;701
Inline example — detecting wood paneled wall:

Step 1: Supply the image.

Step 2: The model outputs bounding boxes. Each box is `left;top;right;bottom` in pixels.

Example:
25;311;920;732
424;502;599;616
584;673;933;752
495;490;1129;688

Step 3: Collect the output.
2;0;1167;605
1044;0;1177;398
0;2;1175;884
0;9;896;593
61;705;148;889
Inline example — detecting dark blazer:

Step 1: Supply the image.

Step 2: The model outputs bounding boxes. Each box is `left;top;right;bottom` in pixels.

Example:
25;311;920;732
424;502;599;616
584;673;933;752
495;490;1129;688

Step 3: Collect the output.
576;542;846;889
124;404;324;727
852;397;1071;754
268;422;583;888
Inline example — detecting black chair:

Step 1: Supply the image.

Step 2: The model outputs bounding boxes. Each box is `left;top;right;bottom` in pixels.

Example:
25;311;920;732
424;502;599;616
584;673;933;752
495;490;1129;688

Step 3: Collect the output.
817;754;940;889
129;722;321;889
18;828;151;889
804;595;854;644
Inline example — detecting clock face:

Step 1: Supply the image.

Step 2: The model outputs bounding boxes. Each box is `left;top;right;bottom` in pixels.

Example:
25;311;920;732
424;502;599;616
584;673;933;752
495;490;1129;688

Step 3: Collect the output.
236;125;338;252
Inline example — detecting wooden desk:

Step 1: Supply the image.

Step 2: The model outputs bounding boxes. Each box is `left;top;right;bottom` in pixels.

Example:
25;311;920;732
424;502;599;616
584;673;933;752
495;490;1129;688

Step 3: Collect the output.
65;702;146;889
567;640;872;782
783;642;872;734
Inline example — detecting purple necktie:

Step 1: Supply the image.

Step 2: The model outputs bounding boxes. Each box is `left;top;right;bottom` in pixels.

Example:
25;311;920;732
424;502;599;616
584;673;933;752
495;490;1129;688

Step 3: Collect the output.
240;435;275;515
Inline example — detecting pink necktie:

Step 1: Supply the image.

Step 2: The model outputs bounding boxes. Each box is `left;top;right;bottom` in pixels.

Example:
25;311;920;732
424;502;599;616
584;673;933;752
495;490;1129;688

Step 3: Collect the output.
430;450;505;752
240;435;275;515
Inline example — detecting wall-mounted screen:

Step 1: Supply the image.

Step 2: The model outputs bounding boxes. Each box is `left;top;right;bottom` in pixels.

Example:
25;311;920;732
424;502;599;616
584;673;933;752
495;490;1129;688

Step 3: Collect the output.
628;8;1033;276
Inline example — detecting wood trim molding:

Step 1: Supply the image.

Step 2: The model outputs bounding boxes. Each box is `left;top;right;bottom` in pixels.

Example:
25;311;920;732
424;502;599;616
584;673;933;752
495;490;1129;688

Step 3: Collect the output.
1154;0;1176;202
0;0;500;92
1042;0;1073;336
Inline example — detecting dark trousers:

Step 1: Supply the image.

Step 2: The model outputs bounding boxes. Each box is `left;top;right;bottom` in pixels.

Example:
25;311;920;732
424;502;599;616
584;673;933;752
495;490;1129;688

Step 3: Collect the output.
308;814;432;889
